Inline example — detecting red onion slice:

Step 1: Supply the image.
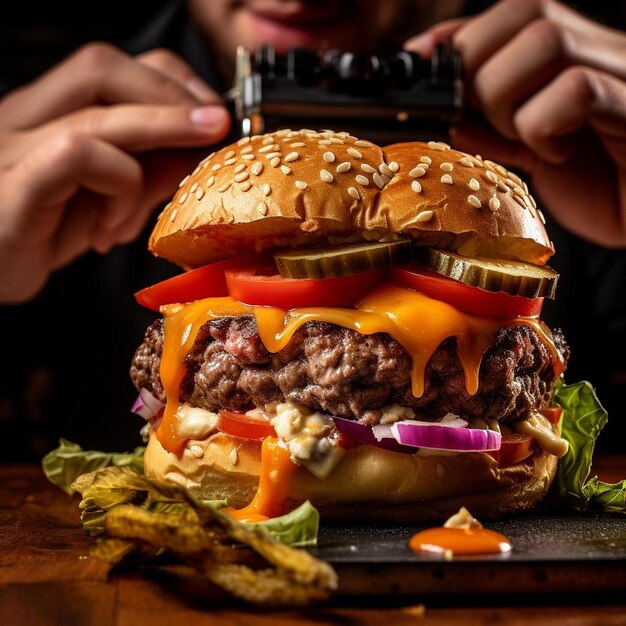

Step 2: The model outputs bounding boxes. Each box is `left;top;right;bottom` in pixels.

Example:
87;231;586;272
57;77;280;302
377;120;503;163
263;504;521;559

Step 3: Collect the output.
391;420;501;452
333;416;415;454
131;388;165;421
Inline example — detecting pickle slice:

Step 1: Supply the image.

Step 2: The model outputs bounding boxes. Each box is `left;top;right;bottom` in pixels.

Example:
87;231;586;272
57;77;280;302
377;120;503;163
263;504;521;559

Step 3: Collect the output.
274;239;413;279
416;248;559;299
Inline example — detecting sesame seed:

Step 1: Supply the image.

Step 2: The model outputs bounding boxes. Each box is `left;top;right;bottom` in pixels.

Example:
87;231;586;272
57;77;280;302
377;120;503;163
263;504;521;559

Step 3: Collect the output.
494;164;507;176
355;174;370;186
323;151;336;163
538;209;546;224
206;176;215;188
469;178;480;191
496;181;509;192
241;154;254;160
179;175;190;188
258;144;278;153
529;195;537;209
347;148;363;159
233;172;249;182
230;448;239;465
440;162;454;172
201;152;215;164
224;158;236;166
262;136;275;145
280;165;292;175
428;141;450;151
329;137;344;145
411;180;422;193
379;163;393;177
318;139;332;146
295;180;308;190
224;150;236;159
262;183;271;196
211;163;222;172
234;163;246;174
416;210;434;222
513;186;525;198
270;157;280;168
348;186;360;200
291;142;306;148
265;152;281;159
240;181;252;192
410;166;426;178
460;156;474;167
218;182;231;193
320;169;334;183
250;162;263;176
373;172;385;188
468;194;481;208
485;170;498;184
170;208;178;222
195;187;205;200
241;146;253;154
420;156;433;165
513;194;526;208
361;163;376;173
511;173;524;188
489;197;501;212
381;174;391;185
354;140;373;147
284;152;299;163
190;182;199;193
441;174;453;184
237;136;251;145
388;161;399;173
336;162;351;173
178;192;188;203
257;201;268;215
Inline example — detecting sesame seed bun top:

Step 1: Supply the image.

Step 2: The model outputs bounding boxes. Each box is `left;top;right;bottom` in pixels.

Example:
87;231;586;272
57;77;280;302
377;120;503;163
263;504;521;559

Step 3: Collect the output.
149;130;553;269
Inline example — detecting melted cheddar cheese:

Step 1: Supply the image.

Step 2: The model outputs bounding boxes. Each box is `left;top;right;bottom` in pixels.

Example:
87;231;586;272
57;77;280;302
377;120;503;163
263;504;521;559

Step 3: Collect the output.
157;284;563;454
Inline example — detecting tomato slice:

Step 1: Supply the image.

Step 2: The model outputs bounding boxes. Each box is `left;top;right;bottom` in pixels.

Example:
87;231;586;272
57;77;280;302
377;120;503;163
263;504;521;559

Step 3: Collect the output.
225;266;386;308
491;428;535;467
391;263;543;318
217;410;276;440
539;406;563;425
134;255;261;311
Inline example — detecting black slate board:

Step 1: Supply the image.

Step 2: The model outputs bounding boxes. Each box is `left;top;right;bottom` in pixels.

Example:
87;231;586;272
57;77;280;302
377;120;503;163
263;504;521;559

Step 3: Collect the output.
310;512;626;596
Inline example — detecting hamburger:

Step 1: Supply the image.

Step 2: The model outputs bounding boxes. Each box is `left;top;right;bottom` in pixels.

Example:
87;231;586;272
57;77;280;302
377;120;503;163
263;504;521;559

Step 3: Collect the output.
130;129;571;522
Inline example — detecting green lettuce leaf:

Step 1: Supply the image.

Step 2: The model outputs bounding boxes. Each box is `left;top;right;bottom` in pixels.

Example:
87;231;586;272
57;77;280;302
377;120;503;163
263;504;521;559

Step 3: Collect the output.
42;439;145;495
252;500;319;547
553;381;625;513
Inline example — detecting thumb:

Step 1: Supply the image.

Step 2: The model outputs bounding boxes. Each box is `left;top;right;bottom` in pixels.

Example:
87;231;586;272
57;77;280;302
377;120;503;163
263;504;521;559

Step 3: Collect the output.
404;18;467;57
452;120;537;175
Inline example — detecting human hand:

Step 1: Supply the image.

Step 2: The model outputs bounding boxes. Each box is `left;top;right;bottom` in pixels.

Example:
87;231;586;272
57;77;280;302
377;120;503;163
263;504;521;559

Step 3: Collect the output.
0;43;230;302
405;0;626;248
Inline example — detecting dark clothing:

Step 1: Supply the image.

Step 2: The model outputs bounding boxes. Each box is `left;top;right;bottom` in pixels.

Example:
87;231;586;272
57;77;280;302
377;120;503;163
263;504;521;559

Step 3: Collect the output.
0;1;625;460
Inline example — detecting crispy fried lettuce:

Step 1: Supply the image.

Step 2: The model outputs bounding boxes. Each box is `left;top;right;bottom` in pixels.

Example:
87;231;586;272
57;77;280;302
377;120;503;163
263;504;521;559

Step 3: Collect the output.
553;381;625;514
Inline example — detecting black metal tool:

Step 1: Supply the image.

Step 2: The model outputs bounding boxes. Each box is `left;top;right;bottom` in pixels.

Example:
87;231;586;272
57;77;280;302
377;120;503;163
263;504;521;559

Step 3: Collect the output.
225;43;463;145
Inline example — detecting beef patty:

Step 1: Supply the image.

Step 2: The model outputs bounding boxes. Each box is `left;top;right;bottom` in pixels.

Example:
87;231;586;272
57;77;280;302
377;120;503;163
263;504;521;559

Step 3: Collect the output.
130;316;569;424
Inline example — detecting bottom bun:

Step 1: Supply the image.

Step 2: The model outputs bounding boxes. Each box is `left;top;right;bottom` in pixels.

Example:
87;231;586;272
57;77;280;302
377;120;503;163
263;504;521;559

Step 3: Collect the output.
144;429;558;522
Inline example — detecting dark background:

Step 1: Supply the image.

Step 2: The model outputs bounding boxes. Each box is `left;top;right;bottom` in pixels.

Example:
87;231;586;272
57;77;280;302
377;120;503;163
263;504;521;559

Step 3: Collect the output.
0;0;625;460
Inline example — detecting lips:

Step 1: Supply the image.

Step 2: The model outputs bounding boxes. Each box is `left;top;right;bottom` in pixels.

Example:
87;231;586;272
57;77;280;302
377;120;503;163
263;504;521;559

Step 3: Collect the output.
246;0;351;29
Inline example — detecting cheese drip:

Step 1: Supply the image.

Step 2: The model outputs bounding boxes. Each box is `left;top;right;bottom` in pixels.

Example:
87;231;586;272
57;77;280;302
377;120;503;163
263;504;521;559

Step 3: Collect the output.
157;285;563;454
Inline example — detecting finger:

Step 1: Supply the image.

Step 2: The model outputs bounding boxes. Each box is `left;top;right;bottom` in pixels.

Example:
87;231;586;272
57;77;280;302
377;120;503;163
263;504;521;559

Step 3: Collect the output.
137;48;220;103
514;66;626;163
452;0;545;75
18;103;231;158
472;18;567;139
0;42;210;131
403;18;467;57
8;132;142;246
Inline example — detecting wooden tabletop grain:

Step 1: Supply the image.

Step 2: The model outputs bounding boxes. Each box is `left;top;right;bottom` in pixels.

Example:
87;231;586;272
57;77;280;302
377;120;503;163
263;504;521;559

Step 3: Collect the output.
1;458;625;626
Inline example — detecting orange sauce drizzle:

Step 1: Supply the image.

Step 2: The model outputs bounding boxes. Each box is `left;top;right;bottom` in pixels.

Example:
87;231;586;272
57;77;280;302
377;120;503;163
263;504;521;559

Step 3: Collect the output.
224;437;298;522
157;285;563;454
409;527;512;556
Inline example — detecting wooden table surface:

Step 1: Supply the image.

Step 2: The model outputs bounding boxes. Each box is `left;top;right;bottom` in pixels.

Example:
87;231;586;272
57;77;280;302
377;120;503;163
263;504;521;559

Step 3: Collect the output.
1;458;625;626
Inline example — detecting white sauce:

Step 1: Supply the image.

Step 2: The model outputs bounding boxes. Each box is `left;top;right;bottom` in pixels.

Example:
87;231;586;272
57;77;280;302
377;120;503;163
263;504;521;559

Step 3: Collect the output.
513;413;569;457
176;404;218;440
